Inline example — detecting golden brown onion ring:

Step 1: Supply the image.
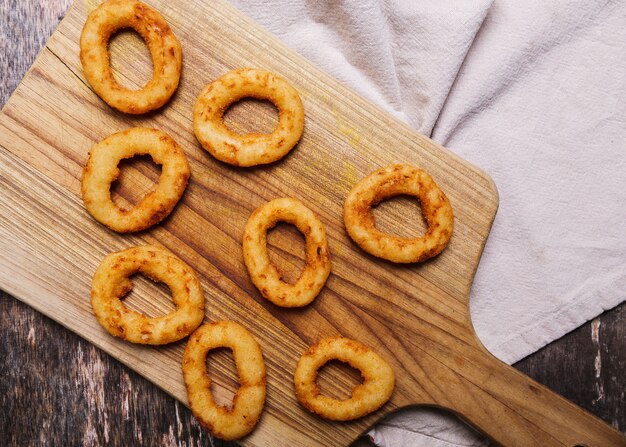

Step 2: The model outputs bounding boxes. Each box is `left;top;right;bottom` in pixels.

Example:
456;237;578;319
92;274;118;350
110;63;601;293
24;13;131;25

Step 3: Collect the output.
294;336;395;421
183;321;266;440
344;164;454;263
193;68;304;167
81;127;190;233
80;0;182;114
91;245;205;345
243;198;331;307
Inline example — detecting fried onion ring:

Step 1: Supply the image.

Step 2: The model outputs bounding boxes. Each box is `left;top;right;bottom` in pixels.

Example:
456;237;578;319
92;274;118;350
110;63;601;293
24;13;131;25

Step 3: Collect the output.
80;0;182;114
193;68;305;167
183;321;266;441
344;164;454;263
294;337;395;421
81;127;190;233
91;245;205;345
243;198;331;307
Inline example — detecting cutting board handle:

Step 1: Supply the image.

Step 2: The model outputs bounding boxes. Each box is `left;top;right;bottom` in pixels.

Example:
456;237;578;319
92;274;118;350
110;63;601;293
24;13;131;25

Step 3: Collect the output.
436;350;626;446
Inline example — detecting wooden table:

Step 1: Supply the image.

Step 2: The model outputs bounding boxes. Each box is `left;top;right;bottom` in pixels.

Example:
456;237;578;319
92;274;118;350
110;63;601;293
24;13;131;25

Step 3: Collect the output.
1;1;624;445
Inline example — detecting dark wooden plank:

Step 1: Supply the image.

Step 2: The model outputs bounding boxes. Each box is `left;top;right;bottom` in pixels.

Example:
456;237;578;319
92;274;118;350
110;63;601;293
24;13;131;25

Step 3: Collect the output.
0;291;237;447
514;302;626;434
0;0;70;103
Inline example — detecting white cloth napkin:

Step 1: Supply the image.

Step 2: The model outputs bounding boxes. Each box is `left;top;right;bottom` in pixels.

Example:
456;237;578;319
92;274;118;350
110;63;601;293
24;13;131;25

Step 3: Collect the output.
230;1;626;445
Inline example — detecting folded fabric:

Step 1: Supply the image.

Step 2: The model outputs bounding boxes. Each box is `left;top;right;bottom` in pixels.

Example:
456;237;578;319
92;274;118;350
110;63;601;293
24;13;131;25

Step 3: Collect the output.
432;0;626;366
231;1;626;445
230;0;493;134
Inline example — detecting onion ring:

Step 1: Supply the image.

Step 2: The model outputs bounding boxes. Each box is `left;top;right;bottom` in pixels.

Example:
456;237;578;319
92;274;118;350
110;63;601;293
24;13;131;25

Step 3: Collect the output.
193;68;304;167
243;198;331;307
344;164;454;263
91;245;205;345
80;0;182;114
183;321;266;441
81;127;190;233
294;337;395;421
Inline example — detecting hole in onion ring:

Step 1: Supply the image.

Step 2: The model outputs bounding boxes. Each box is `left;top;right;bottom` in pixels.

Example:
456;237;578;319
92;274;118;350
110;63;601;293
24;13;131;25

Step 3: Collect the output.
110;154;162;208
205;347;239;410
371;195;428;239
317;359;364;401
109;29;153;90
266;222;306;285
121;273;176;318
223;98;279;135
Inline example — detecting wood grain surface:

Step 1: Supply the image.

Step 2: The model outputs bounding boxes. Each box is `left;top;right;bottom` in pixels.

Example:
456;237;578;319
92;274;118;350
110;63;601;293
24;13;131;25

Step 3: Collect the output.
0;1;624;446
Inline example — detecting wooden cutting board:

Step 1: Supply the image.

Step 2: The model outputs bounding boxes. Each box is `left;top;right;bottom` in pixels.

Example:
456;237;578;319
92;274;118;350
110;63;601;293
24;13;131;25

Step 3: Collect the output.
1;1;624;446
